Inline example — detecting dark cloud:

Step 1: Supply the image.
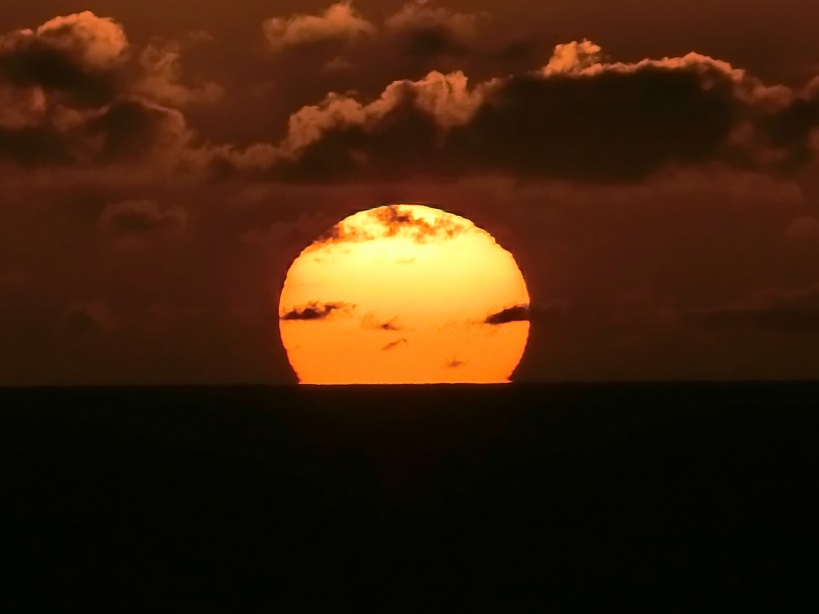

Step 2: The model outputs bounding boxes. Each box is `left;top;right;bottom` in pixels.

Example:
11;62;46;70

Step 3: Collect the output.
100;199;187;235
310;205;467;249
382;338;407;351
280;301;350;321
402;27;469;57
134;36;224;107
362;314;402;331
261;2;484;59
228;41;819;184
0;12;214;168
686;292;819;334
459;66;733;182
758;85;819;167
0;123;66;166
313;218;374;246
0;12;126;104
239;2;538;151
0;11;220;108
82;95;190;163
0;42;116;105
485;304;530;325
446;358;465;368
0;94;191;167
484;304;568;326
372;205;466;241
12;11;819;182
384;3;485;58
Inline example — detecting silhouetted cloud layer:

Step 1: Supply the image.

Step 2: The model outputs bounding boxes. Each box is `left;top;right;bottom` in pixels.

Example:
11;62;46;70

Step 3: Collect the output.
4;9;819;184
215;39;819;183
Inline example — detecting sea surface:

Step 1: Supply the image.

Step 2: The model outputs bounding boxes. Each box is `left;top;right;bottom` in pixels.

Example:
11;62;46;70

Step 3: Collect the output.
2;383;818;612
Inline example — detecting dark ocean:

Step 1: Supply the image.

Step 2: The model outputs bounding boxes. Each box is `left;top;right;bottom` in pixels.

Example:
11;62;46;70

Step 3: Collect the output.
2;383;818;612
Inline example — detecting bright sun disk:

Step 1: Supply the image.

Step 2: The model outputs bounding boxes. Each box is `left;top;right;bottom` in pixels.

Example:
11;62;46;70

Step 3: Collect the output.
278;204;530;384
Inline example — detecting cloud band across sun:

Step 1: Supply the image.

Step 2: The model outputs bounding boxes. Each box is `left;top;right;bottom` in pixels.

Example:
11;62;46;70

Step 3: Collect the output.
280;301;351;321
485;305;530;325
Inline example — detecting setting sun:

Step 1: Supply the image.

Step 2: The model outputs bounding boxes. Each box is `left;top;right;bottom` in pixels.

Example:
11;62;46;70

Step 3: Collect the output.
278;205;530;384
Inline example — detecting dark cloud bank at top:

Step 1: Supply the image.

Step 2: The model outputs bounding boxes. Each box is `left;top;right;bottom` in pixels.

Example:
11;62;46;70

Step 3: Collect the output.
2;8;819;184
218;39;819;184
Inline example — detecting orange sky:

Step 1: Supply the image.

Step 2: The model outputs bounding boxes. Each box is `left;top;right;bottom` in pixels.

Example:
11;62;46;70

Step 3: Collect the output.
2;2;819;384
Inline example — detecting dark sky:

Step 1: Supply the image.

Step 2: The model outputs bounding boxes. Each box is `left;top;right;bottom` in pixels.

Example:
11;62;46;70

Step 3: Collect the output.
2;0;819;384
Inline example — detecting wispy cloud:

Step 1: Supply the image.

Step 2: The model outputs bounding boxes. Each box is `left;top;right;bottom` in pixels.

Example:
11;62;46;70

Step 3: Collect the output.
280;301;351;321
382;338;408;351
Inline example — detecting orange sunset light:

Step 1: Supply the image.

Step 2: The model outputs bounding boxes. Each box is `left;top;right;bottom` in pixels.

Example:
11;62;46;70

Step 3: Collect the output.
278;204;530;384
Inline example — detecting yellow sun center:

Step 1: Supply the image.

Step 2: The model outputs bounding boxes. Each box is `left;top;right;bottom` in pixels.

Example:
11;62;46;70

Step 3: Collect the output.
278;204;530;384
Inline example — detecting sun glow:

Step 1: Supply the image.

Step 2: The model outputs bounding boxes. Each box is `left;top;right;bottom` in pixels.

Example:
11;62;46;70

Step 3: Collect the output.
279;205;530;384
